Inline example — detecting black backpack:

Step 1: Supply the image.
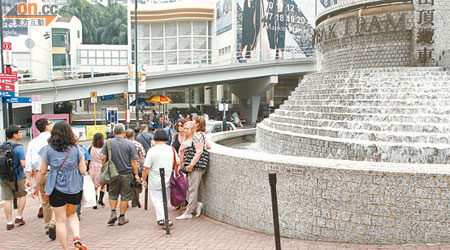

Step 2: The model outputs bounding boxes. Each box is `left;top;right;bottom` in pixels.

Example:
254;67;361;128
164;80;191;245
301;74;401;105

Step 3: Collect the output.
0;142;21;189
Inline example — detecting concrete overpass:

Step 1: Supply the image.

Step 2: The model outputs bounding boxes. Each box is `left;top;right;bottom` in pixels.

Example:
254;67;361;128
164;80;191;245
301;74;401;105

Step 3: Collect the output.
15;58;316;123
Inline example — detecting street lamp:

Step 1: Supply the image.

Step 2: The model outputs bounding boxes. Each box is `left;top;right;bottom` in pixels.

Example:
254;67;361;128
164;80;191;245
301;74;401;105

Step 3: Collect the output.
134;0;139;126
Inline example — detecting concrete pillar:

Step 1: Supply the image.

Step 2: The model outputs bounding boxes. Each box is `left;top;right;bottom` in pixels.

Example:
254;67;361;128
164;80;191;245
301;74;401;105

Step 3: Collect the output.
204;86;211;105
266;86;274;106
231;93;239;105
194;87;201;104
42;103;54;114
216;84;224;103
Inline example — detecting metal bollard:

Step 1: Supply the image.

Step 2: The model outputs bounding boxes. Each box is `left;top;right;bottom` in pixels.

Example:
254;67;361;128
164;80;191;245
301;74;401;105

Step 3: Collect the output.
269;173;281;250
144;176;149;210
159;168;170;236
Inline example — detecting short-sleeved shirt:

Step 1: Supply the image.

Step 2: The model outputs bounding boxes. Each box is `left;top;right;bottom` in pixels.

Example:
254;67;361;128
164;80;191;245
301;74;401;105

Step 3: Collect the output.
130;140;146;161
38;145;84;194
143;144;179;190
0;141;26;181
102;137;138;173
136;132;154;152
80;145;91;161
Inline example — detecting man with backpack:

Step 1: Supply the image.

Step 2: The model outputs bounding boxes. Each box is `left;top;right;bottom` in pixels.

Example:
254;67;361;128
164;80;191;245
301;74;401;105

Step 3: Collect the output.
0;125;27;230
136;124;154;152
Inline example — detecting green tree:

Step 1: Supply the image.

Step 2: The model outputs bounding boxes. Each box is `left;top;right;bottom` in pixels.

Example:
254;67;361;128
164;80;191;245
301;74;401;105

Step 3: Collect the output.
60;0;99;44
97;1;128;44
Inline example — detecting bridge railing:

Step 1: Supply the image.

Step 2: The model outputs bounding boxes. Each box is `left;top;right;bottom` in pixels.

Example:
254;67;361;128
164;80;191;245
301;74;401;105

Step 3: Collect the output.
17;47;314;84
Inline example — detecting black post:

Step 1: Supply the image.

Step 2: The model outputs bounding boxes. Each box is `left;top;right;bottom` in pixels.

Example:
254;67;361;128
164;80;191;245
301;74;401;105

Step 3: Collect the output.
269;173;281;250
144;175;148;210
159;168;170;236
0;0;8;129
134;0;139;127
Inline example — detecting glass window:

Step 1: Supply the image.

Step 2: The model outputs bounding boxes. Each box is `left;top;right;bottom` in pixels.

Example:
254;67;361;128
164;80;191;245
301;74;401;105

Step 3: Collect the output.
193;50;207;64
112;51;119;58
193;37;206;49
151;39;164;51
52;28;69;47
208;21;212;35
178;21;191;36
138;39;150;51
88;51;95;57
179;37;191;50
89;58;95;65
165;22;177;37
112;58;120;65
96;58;104;65
120;58;127;65
120;51;127;58
138;52;150;65
167;51;177;65
105;58;112;65
138;23;150;37
80;58;88;65
52;54;70;67
104;51;111;58
80;50;87;57
96;50;104;57
179;51;192;64
151;52;164;65
165;38;177;51
193;21;206;35
151;23;163;37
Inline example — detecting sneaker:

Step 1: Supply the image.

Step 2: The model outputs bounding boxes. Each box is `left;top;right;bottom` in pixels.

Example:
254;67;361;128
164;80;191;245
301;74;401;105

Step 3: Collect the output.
48;224;56;240
176;213;193;220
37;207;44;218
118;216;129;226
6;223;14;230
196;202;203;217
15;217;25;226
73;237;87;250
107;212;117;225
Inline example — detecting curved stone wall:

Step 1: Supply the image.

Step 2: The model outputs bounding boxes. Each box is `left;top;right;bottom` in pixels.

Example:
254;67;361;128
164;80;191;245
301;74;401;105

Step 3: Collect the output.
201;129;450;244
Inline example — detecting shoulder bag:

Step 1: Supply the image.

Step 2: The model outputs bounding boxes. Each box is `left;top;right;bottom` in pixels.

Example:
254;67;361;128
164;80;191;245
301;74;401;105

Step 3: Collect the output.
169;147;188;207
100;140;120;186
181;133;209;173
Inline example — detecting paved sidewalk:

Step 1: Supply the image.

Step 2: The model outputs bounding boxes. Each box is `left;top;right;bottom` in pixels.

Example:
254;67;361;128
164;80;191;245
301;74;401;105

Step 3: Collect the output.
1;193;450;250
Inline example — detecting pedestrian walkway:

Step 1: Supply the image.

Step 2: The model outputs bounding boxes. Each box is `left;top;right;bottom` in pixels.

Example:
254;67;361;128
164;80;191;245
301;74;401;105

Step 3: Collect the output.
1;192;450;250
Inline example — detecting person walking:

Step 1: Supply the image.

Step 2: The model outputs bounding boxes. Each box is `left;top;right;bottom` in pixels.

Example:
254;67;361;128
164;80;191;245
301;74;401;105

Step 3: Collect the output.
125;129;146;208
34;121;87;250
1;125;27;231
171;119;186;154
88;133;106;208
136;124;154;152
102;124;140;226
25;118;56;239
163;122;174;145
75;135;91;220
142;129;180;226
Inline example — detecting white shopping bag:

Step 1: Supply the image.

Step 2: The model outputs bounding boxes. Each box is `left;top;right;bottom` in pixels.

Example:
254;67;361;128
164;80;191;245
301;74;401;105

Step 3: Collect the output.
82;175;97;208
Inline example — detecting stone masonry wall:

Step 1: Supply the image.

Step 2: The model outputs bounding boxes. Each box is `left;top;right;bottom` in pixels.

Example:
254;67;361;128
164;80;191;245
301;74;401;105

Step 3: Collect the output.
201;129;450;244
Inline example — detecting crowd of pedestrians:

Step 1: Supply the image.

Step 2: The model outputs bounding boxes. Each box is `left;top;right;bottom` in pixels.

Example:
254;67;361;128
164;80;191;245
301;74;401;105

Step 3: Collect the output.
0;114;211;249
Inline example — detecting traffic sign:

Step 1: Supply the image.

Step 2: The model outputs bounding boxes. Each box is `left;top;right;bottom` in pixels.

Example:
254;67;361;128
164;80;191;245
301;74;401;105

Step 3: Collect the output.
32;95;42;114
101;95;115;101
91;97;97;103
2;42;11;50
0;91;14;97
90;92;97;98
3;50;12;65
3;97;31;103
0;73;17;92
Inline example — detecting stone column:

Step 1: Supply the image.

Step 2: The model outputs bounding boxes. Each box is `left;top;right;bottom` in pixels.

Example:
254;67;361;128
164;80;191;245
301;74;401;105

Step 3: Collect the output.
204;86;211;105
266;86;274;106
216;85;224;103
193;87;201;104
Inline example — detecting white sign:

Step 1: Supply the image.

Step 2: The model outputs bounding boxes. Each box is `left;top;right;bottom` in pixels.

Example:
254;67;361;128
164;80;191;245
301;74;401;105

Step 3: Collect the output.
71;126;87;141
91;97;97;103
219;103;229;111
31;95;42;114
3;50;12;65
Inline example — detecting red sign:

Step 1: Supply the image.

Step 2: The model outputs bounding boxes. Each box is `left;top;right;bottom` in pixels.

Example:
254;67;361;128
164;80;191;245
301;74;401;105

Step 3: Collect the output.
0;73;17;92
2;42;11;50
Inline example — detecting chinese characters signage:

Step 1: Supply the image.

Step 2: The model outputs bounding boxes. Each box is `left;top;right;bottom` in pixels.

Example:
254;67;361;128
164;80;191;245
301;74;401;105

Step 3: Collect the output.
415;0;435;64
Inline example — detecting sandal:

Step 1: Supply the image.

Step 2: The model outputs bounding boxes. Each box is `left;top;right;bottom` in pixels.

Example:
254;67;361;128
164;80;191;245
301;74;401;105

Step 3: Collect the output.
157;220;164;226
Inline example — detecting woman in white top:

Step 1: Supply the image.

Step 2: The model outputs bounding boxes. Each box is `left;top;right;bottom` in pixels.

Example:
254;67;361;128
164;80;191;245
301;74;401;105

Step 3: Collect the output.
142;129;180;227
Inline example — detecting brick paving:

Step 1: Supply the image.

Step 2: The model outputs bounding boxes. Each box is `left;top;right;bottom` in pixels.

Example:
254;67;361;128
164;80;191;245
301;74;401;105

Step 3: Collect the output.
0;193;450;250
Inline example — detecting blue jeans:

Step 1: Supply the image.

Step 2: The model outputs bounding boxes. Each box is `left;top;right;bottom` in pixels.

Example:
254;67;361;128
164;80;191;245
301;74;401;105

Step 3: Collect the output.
76;204;81;215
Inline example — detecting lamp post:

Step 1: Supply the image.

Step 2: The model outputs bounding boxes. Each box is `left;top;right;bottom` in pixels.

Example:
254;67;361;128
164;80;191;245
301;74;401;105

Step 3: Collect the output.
134;0;139;127
0;0;9;128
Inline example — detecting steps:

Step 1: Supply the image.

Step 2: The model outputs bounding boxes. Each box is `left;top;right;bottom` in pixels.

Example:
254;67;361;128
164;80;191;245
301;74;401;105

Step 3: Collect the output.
256;67;450;164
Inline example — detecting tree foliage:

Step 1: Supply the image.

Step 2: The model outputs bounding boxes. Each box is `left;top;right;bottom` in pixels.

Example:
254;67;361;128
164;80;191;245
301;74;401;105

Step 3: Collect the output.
60;0;127;45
